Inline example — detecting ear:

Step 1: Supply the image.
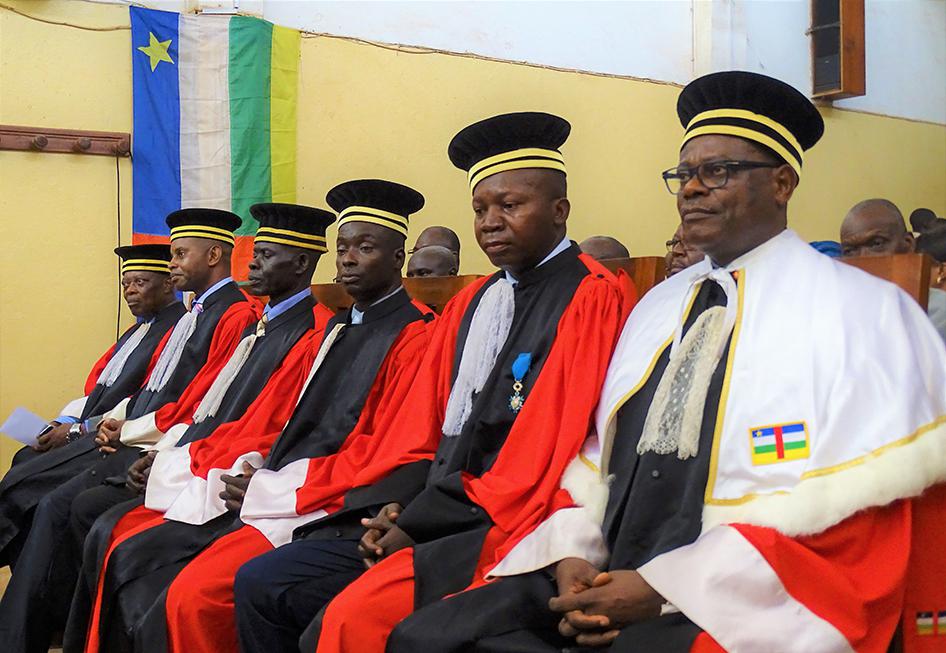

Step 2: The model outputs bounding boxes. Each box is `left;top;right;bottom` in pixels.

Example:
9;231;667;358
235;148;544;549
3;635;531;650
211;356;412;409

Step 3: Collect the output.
553;197;571;227
393;244;406;271
295;251;312;277
772;165;798;207
206;243;223;267
449;265;459;276
162;276;175;294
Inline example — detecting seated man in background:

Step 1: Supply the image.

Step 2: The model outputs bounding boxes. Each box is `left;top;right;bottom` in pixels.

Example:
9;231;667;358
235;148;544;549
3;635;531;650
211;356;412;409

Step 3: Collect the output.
70;179;436;653
840;198;946;341
387;71;946;653
411;224;461;265
406;244;459;277
236;112;631;653
579;235;629;261
0;245;183;567
665;224;703;277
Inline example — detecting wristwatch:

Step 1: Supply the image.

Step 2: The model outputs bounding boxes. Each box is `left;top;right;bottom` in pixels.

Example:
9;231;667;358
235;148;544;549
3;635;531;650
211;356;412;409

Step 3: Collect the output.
66;422;83;444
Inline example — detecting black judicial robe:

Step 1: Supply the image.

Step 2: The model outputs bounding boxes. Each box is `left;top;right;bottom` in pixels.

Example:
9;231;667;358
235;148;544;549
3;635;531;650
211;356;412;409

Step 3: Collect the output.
73;289;435;653
385;245;628;608
0;301;184;562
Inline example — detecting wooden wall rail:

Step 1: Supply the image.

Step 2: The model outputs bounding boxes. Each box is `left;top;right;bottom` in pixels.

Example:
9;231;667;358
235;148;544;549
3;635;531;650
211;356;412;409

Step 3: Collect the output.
0;124;131;157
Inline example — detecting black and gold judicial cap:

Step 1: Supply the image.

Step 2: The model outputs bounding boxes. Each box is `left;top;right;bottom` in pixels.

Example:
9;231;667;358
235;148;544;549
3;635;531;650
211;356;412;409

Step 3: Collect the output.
326;179;424;239
677;71;824;178
250;203;335;253
115;244;172;275
165;208;242;246
448;112;571;193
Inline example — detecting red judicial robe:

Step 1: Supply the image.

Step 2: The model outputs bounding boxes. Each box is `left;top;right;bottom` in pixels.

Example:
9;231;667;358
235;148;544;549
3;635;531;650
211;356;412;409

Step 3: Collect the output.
901;483;946;653
317;245;633;653
78;289;436;653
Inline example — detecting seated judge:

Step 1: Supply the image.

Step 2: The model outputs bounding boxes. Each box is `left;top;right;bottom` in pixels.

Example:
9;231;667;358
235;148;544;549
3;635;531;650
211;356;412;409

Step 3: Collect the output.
0;245;182;569
68;180;437;653
406;244;459;277
579;235;629;261
386;72;946;653
840;198;946;342
234;112;632;653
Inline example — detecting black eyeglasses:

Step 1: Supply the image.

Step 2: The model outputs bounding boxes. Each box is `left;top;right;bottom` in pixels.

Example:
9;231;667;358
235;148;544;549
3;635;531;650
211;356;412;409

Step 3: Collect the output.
661;160;780;194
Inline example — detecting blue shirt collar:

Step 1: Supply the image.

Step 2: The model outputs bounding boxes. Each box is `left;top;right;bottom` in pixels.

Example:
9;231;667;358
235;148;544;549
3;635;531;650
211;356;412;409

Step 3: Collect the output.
264;287;312;321
193;276;233;308
350;285;404;325
504;236;571;286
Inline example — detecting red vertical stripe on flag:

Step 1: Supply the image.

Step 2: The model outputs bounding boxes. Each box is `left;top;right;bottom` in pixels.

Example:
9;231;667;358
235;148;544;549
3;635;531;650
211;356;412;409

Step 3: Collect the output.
774;426;785;459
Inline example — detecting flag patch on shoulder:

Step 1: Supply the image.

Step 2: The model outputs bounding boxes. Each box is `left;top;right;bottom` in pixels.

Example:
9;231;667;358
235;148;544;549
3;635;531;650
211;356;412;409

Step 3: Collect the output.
749;422;809;466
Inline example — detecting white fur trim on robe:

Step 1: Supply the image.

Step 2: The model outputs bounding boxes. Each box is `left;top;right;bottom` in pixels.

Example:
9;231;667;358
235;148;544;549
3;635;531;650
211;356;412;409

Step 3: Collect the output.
119;410;166;447
58;396;88;420
240;459;328;547
161;450;265;524
638;525;854;653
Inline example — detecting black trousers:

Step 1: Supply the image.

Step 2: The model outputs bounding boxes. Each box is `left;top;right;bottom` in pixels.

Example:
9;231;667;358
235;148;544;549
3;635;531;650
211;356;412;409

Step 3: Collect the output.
232;537;366;653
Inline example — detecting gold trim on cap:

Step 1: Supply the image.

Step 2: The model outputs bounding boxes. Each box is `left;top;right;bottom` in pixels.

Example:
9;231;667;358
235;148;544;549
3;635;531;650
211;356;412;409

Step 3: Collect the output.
337;206;409;237
121;259;170;274
682;108;803;177
467;147;566;192
255;227;328;252
169;225;236;245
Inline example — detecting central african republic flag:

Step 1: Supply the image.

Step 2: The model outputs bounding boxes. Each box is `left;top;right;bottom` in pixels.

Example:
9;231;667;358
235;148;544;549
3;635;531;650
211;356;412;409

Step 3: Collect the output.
130;6;300;279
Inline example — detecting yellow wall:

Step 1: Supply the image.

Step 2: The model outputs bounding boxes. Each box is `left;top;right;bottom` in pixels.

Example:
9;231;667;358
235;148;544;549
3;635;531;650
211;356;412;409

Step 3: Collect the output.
1;0;945;470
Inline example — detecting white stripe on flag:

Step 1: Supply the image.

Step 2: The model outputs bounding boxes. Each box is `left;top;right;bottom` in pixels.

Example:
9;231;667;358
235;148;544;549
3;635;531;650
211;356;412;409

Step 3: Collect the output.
178;14;232;210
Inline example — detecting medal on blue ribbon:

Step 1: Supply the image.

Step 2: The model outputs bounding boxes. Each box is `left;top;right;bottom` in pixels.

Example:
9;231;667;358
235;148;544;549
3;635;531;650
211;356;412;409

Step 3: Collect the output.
508;352;532;413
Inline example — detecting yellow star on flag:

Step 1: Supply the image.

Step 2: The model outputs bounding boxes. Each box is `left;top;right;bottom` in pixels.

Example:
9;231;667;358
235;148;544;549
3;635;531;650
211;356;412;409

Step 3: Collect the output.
138;32;174;72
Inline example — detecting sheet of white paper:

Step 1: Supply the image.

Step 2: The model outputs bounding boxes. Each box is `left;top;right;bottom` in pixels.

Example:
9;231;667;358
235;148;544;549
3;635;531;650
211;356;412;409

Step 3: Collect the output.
0;407;47;445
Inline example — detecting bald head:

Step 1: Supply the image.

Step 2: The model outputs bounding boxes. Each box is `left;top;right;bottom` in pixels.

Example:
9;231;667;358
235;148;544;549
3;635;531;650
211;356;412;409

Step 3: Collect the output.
579;236;629;261
840;199;915;258
406;245;458;278
413;226;461;261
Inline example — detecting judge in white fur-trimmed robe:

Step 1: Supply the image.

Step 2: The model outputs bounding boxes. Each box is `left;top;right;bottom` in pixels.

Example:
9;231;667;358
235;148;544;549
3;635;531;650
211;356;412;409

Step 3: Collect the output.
387;71;946;653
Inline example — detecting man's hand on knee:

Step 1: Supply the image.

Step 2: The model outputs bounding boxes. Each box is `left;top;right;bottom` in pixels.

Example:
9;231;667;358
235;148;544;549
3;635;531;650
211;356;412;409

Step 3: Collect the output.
358;503;408;567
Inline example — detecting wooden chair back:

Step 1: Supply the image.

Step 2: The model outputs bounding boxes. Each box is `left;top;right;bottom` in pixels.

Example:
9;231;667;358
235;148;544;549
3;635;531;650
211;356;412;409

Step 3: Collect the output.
842;252;932;309
600;256;668;297
310;274;483;314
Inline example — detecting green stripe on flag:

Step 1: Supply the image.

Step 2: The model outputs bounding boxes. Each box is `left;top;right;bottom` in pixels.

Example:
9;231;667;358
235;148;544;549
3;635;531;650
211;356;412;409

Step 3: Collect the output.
754;441;807;454
229;16;273;236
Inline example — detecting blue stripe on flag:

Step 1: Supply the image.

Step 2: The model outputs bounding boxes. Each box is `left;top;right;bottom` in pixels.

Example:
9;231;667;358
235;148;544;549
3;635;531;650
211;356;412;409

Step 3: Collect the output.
131;6;181;237
753;423;805;438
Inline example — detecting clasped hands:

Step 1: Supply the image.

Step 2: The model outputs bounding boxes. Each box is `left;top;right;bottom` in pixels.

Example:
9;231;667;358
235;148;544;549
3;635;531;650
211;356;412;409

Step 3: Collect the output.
95;418;126;454
358;502;414;568
549;557;664;648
